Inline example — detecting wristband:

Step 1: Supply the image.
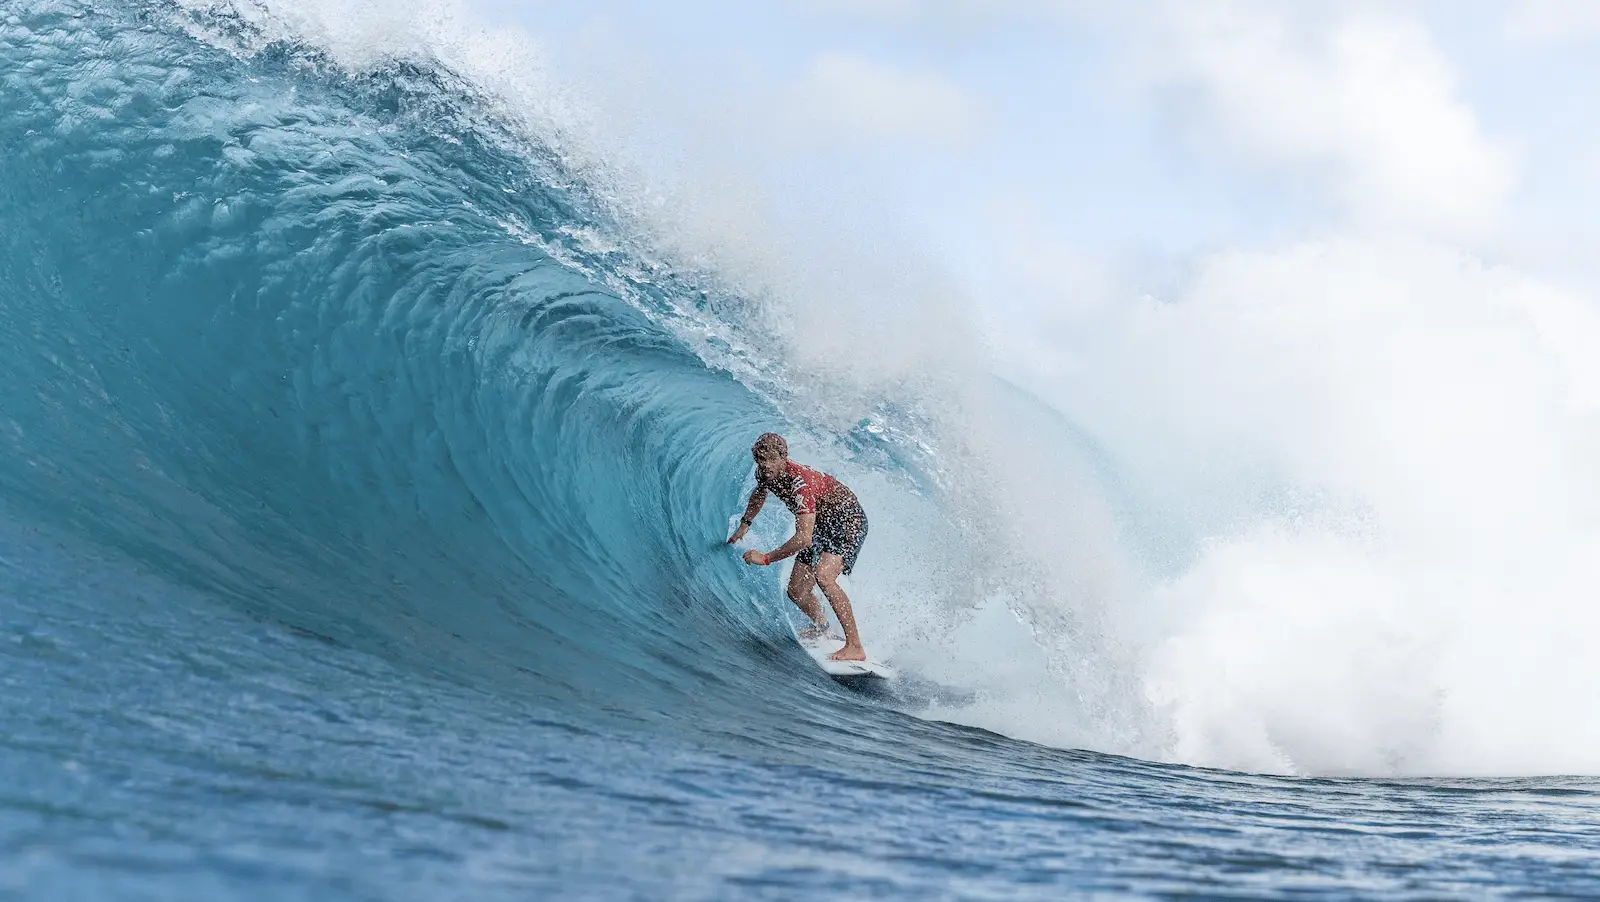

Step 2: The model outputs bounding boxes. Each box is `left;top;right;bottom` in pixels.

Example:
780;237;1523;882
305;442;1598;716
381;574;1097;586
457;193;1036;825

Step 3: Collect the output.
740;517;753;526
758;552;771;565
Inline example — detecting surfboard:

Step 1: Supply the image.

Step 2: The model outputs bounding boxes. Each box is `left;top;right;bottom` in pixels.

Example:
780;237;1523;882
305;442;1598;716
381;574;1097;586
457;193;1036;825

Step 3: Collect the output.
798;632;895;680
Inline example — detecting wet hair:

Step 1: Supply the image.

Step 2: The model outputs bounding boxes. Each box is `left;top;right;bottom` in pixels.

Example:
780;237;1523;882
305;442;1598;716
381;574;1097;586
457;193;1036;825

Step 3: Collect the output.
751;432;787;460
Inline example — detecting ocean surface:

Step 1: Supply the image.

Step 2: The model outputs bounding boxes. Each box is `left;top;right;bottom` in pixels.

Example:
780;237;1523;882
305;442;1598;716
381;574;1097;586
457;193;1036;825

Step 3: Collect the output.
2;1;1599;898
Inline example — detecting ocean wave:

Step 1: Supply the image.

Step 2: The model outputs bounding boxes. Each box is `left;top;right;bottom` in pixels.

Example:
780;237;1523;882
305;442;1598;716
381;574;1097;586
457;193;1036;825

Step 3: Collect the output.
0;0;826;729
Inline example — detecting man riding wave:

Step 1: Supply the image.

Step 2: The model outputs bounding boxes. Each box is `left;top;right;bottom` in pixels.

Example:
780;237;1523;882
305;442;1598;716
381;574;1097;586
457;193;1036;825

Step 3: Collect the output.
726;433;870;662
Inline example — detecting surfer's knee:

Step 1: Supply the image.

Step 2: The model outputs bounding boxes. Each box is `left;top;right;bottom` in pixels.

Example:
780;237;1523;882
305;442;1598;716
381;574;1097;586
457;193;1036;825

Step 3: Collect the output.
813;555;844;587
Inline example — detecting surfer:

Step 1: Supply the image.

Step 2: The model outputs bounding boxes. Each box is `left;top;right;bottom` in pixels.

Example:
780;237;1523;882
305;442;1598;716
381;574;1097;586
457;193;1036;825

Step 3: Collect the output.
726;433;870;662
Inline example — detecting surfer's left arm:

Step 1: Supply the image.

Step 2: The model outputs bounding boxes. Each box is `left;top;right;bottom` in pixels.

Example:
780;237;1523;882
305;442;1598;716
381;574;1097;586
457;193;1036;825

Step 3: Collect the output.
743;513;814;566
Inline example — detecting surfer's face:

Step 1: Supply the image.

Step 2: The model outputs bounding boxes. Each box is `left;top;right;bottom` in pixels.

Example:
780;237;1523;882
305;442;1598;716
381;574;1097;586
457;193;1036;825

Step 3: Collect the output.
754;450;786;482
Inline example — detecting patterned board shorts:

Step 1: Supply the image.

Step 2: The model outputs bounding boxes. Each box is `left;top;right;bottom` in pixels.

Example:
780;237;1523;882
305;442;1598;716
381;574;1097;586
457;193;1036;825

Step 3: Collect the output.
796;503;868;575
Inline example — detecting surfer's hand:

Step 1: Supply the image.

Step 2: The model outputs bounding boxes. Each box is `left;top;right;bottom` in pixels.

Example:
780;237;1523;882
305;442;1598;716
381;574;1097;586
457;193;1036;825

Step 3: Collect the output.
726;524;748;545
742;549;770;566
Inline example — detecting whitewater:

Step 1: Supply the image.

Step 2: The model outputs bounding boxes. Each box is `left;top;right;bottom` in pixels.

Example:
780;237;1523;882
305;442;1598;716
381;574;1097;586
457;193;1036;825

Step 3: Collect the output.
1;0;1598;897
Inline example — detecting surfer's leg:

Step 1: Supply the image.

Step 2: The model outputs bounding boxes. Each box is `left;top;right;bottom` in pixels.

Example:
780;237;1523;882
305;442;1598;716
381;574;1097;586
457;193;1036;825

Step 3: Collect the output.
814;553;866;662
785;559;829;632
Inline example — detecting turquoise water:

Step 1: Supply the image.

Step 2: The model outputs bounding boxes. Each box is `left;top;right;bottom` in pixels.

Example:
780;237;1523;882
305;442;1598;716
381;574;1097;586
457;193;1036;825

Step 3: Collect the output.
2;2;1598;897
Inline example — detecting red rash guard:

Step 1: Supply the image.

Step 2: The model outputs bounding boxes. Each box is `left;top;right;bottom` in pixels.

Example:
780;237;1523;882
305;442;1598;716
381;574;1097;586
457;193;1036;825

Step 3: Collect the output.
767;460;842;517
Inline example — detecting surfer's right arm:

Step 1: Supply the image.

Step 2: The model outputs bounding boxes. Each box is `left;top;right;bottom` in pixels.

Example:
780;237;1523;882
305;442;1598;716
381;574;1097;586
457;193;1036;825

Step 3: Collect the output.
726;486;766;544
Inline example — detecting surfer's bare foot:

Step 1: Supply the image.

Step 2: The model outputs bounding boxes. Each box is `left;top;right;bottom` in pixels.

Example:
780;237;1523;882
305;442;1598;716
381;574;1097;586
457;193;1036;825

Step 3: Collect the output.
827;644;867;662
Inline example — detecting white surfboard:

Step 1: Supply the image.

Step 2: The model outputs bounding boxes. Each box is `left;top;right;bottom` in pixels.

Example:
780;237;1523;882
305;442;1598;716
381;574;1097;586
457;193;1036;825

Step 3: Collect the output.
798;632;895;680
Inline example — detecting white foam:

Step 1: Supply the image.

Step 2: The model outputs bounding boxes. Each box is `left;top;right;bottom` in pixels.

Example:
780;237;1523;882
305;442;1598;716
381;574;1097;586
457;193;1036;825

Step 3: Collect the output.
996;235;1600;776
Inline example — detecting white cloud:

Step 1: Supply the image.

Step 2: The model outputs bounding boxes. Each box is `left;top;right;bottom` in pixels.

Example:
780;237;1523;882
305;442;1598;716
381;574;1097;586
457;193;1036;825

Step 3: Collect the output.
780;52;984;147
799;0;1515;238
1105;2;1514;239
